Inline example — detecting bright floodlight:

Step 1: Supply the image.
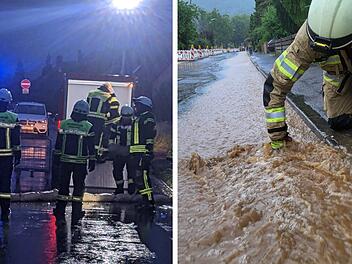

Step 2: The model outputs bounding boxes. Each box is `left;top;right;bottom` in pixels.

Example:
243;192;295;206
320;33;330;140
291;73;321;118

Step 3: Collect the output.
111;0;142;10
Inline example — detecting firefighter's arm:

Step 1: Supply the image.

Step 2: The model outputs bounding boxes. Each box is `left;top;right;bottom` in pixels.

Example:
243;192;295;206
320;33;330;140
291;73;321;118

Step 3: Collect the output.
106;95;120;125
264;21;318;149
87;126;96;160
109;124;121;145
144;117;157;154
12;119;21;164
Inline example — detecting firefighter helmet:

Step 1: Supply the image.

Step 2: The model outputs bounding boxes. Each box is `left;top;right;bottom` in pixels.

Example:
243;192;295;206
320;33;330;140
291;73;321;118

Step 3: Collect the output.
102;82;114;94
0;88;12;103
132;96;152;108
73;100;89;115
307;0;352;50
121;105;134;117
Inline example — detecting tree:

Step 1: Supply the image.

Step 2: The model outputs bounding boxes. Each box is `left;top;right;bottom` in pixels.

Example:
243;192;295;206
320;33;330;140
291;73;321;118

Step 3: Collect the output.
178;0;198;49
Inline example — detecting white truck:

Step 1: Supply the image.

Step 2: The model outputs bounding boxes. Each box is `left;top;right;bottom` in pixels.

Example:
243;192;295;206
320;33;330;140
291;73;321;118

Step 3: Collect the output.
53;73;137;192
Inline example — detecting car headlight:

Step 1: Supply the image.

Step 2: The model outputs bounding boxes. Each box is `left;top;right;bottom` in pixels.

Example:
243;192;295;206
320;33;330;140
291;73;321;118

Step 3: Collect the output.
39;120;47;124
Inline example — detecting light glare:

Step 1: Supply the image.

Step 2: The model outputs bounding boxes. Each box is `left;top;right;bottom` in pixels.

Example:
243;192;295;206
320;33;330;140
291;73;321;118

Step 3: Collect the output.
111;0;142;10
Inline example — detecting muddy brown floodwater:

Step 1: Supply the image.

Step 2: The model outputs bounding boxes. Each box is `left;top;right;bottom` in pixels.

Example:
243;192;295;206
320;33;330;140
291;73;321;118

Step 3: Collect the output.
178;52;352;263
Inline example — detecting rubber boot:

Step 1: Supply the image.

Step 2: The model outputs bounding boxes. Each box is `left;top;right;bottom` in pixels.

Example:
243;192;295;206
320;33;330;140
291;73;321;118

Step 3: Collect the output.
71;202;85;225
1;209;10;222
0;201;10;223
53;202;66;226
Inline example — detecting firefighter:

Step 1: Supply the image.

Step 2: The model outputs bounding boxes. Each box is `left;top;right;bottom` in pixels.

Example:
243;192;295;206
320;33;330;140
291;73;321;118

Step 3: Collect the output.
264;0;352;149
87;82;120;162
0;88;20;222
130;96;156;207
53;100;96;225
109;105;135;195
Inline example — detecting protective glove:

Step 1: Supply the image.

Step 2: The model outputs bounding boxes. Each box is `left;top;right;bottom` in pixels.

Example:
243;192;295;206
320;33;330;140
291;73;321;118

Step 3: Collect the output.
88;159;96;172
14;151;21;166
142;153;154;168
271;134;292;150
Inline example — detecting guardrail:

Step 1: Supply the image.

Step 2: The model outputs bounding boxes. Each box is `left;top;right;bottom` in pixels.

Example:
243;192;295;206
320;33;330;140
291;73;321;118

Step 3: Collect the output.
267;34;296;54
177;48;237;62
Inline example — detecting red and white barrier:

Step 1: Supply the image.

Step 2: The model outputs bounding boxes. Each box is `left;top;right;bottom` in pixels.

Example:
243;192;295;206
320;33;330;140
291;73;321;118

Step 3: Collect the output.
177;48;236;62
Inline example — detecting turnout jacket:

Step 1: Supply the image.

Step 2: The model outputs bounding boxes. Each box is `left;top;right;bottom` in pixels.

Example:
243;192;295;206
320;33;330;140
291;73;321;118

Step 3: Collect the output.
264;21;352;142
130;111;156;154
110;122;132;147
54;119;95;164
87;88;120;125
0;111;20;157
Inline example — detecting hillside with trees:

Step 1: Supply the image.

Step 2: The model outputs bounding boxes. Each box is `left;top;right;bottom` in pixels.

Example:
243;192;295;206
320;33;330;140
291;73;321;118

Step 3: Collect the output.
178;0;250;50
249;0;312;49
191;0;254;15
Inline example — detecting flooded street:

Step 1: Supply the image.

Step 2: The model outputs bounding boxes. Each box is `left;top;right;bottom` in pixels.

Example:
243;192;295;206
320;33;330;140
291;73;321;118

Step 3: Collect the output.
178;52;352;263
0;203;172;264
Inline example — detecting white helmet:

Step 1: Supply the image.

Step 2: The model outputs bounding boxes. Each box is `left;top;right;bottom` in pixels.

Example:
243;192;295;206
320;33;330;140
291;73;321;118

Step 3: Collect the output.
307;0;352;51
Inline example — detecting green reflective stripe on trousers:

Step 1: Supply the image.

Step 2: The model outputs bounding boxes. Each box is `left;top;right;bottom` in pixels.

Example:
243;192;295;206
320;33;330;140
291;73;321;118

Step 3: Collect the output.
265;107;286;123
139;188;153;194
0;150;13;156
143;170;152;201
271;140;284;150
320;55;341;66
0;193;11;199
72;196;83;202
275;50;304;81
130;145;147;153
57;195;71;201
134;120;139;144
323;73;341;87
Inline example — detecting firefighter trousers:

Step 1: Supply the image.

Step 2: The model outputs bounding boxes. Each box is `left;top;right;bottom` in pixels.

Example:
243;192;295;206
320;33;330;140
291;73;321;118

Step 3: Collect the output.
0;157;13;216
323;82;352;130
55;162;87;216
130;155;154;205
112;155;135;194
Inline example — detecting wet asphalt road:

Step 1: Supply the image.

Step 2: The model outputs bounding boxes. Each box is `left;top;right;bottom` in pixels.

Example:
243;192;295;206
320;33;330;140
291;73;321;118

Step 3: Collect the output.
178;53;234;103
3;121;172;263
0;203;172;264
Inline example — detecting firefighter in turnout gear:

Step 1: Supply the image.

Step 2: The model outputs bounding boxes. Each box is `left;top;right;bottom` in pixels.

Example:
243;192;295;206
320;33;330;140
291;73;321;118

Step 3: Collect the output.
0;88;20;222
53;100;96;225
87;82;120;162
130;96;156;206
109;105;135;194
264;0;352;149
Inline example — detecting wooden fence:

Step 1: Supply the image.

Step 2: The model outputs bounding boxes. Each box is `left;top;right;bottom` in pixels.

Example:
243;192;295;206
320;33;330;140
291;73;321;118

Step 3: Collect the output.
267;34;296;54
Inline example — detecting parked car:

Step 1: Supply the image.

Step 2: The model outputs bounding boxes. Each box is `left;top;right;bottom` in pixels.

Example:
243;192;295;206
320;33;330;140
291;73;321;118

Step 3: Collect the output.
14;102;48;135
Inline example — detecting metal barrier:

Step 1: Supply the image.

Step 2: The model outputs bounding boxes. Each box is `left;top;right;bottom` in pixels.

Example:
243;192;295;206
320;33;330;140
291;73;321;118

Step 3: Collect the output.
14;137;52;192
178;48;236;62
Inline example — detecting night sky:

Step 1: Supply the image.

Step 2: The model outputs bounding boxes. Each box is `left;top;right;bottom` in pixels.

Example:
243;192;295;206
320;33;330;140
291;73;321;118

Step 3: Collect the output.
0;0;172;88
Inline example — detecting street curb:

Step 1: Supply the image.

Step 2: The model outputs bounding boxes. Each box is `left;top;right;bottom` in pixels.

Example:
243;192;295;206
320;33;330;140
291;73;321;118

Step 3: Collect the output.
248;54;339;148
9;189;172;204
